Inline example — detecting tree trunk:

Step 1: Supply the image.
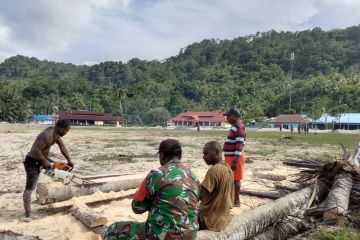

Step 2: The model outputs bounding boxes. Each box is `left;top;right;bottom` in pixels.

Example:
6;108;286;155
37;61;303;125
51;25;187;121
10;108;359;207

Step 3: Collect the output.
283;160;324;170
253;171;286;181
71;203;108;228
323;171;353;224
36;178;142;204
38;189;135;213
240;190;283;200
196;187;312;240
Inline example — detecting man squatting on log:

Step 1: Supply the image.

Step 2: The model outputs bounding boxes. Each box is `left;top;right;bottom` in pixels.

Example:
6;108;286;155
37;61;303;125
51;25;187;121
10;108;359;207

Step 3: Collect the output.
223;107;246;207
23;120;73;220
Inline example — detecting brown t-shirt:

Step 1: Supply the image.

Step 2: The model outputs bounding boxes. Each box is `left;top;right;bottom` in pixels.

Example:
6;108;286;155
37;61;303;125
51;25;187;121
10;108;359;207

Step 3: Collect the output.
200;162;234;231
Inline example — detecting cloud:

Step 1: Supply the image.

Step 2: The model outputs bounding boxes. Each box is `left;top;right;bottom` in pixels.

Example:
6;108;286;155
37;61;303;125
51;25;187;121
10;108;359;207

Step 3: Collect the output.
0;0;359;64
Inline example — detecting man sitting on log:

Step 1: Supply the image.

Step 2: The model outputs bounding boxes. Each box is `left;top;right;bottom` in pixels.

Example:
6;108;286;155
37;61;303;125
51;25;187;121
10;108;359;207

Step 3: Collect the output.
104;139;200;239
23;119;73;221
199;141;234;231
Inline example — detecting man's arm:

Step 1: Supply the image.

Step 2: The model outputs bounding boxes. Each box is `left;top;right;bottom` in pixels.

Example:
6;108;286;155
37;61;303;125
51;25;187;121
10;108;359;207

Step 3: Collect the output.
56;137;73;166
199;185;210;201
131;173;153;214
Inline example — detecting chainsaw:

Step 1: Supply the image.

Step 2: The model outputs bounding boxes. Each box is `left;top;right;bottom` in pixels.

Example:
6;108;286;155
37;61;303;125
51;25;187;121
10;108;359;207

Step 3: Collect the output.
42;162;95;185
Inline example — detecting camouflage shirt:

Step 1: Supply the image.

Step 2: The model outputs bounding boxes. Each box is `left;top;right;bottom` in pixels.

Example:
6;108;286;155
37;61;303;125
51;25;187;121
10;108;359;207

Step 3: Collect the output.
132;158;200;239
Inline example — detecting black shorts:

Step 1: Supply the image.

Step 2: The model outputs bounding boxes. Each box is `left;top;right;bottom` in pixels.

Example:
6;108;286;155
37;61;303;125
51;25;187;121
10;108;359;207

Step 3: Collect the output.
23;156;42;191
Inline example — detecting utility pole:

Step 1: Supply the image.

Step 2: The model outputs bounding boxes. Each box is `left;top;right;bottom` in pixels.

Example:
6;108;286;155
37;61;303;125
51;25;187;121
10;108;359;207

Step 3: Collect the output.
289;52;295;114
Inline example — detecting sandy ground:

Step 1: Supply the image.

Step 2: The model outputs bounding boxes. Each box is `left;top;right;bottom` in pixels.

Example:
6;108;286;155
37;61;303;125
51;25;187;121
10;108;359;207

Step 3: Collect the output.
0;124;340;239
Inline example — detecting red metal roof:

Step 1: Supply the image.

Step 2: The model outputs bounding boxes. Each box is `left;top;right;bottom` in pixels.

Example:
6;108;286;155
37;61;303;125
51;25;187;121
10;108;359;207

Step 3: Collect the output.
59;110;123;122
169;111;226;122
272;114;308;123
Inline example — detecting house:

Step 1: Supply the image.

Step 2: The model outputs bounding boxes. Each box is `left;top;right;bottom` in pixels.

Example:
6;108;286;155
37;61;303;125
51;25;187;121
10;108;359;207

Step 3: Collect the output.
31;115;57;125
59;110;124;126
313;113;360;130
270;114;309;129
168;111;227;127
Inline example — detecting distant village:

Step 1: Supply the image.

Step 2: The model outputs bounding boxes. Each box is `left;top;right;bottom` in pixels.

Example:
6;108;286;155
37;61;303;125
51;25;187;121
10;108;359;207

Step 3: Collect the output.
31;110;360;131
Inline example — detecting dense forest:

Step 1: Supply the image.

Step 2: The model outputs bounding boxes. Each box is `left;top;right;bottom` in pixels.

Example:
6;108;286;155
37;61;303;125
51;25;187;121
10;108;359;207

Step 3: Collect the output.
0;25;359;125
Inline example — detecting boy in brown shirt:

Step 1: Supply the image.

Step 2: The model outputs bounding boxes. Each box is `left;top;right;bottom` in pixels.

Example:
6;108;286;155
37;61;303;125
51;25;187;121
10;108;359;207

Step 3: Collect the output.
199;141;234;231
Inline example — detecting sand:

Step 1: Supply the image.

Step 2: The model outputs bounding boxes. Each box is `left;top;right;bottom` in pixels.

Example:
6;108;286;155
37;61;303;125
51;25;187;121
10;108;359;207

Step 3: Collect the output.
0;124;339;239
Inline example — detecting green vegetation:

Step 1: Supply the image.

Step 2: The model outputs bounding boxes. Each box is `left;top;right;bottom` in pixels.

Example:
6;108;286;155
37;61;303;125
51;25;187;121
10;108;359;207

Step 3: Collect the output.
1;25;360;124
247;132;360;149
315;226;360;240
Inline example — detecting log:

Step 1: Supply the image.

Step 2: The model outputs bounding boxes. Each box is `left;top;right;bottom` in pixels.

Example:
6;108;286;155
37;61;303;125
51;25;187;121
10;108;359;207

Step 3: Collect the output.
240;190;283;200
283;160;324;170
36;177;142;204
71;203;107;228
251;217;305;240
323;171;353;223
37;189;135;213
253;171;286;181
196;186;312;240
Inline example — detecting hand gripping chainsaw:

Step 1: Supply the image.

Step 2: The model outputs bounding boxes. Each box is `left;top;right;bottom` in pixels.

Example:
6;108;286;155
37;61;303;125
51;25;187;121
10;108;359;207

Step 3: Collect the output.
42;162;94;185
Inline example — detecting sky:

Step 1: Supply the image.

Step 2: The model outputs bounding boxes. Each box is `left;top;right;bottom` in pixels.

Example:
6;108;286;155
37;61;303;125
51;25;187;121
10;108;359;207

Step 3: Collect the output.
0;0;359;65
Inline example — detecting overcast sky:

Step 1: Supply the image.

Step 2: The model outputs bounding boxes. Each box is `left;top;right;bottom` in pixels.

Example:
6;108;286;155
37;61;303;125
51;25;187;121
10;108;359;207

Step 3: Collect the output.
0;0;359;65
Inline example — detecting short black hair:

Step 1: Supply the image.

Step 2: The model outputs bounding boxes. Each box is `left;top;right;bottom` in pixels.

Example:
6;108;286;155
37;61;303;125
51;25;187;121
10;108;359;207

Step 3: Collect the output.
158;139;182;159
205;141;222;153
55;120;70;129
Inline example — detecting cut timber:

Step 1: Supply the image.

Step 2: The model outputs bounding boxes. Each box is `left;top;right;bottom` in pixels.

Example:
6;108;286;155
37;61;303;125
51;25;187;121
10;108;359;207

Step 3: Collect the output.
283;160;324;170
196;186;312;240
36;177;142;204
71;203;107;228
240;190;283;200
253;171;286;181
323;171;353;223
38;189;135;213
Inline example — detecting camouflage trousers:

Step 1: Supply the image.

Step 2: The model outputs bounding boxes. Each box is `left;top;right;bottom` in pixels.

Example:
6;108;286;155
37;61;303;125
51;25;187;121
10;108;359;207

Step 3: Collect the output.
104;221;146;240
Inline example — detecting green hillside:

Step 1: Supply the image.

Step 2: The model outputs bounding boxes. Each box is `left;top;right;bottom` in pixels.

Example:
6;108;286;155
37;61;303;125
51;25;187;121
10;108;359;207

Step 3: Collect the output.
0;26;359;124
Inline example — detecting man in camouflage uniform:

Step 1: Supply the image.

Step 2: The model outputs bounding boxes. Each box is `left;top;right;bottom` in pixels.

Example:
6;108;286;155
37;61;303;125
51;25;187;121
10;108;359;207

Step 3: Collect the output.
104;139;200;240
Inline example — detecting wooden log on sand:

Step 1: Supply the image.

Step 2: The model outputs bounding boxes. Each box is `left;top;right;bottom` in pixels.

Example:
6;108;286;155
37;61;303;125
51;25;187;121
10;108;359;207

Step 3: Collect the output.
196;186;312;240
240;190;283;200
283;160;324;170
323;171;353;223
323;141;360;224
38;189;135;213
253;171;286;181
71;203;107;228
36;178;142;204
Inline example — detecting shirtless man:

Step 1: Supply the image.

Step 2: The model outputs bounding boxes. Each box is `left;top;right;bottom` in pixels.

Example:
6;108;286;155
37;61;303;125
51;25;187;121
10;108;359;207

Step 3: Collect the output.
23;120;73;219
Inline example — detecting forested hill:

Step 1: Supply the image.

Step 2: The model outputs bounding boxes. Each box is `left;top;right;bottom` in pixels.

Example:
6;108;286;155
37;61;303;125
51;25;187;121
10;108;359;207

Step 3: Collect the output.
0;25;359;124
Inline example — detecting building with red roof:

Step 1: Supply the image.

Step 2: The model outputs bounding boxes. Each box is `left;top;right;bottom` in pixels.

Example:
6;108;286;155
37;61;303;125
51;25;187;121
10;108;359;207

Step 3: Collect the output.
270;114;309;129
168;111;227;128
59;110;124;126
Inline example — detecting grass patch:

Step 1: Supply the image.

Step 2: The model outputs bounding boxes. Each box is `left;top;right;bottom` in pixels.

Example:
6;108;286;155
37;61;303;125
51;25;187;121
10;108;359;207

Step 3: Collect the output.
248;132;360;149
315;226;360;240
